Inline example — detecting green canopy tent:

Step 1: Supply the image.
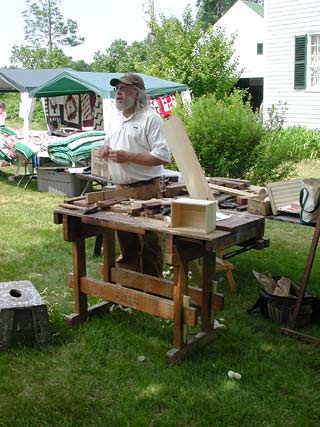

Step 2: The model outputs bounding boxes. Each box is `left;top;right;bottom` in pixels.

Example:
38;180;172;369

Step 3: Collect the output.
0;68;72;131
29;70;188;130
30;70;188;98
0;68;73;93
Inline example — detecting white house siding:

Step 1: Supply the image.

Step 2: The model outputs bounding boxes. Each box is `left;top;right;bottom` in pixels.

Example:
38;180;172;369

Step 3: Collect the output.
214;0;265;78
265;0;320;129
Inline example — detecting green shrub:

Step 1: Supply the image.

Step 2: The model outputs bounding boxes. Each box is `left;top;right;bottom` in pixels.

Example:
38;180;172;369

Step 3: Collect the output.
248;125;320;185
175;95;320;185
284;126;320;159
248;129;299;184
32;99;47;127
0;93;20;120
175;90;265;178
0;93;46;130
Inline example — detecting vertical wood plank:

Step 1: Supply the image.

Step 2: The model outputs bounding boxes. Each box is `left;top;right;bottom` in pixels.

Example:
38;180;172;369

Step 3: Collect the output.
201;250;215;332
103;229;116;283
173;246;189;349
72;238;87;321
162;115;215;201
183;295;190;343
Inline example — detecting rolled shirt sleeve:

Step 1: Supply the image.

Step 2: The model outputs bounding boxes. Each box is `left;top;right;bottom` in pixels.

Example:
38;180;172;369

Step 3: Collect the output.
145;113;170;163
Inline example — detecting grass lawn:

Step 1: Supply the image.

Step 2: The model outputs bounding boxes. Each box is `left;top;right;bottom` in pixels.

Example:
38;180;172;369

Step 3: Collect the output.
1;168;320;427
293;159;320;179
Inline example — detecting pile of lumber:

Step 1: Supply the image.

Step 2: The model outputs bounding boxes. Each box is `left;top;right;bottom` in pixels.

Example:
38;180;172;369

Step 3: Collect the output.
61;176;270;216
206;177;268;214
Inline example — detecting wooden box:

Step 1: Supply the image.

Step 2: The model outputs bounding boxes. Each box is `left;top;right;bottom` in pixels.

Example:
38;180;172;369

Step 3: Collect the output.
247;194;271;216
171;198;217;234
91;147;109;178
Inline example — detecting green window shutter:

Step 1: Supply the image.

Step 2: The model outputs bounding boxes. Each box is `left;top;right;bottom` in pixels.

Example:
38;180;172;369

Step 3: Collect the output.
294;35;307;89
257;43;263;55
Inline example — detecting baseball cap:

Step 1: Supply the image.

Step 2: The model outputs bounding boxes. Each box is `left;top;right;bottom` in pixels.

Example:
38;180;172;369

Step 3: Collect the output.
110;73;145;90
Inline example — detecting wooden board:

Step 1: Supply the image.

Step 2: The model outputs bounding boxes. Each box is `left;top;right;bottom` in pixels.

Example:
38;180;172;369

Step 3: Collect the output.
80;277;197;326
208;183;257;198
85;183;164;204
209;178;247;189
85;187;142;204
107;267;224;312
266;179;302;215
91;147;110;178
162;115;215;201
164;183;187;198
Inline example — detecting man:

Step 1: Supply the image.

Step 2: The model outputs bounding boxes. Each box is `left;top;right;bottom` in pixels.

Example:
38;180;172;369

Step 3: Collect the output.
0;102;7;127
47;120;66;137
99;73;170;277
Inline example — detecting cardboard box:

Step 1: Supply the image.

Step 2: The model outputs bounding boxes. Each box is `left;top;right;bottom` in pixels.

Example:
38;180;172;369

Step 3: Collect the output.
171;198;217;234
37;168;88;197
247;194;271;216
91;147;109;178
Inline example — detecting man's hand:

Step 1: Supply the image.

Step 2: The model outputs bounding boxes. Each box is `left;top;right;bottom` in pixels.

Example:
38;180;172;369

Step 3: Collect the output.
104;148;168;166
108;149;131;163
99;145;110;159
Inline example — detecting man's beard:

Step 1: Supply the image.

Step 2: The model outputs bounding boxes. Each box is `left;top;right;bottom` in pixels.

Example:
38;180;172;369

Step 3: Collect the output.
116;96;136;112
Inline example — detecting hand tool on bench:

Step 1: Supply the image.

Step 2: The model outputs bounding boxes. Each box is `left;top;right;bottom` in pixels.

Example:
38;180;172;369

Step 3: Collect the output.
58;203;98;214
97;197;129;210
63;196;86;204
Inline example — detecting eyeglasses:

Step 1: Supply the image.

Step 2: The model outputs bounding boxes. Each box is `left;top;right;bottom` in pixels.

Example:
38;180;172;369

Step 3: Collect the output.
114;85;129;93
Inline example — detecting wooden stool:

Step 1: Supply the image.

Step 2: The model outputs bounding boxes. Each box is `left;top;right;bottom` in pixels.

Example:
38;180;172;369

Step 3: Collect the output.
216;251;236;291
0;281;50;351
188;251;236;292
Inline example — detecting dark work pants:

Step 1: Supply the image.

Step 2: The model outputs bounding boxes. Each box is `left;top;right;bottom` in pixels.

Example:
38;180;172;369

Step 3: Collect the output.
116;180;163;277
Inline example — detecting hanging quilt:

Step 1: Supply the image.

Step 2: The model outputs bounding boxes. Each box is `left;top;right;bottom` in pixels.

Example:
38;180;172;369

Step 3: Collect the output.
62;94;81;128
81;93;95;127
150;94;176;118
93;95;104;130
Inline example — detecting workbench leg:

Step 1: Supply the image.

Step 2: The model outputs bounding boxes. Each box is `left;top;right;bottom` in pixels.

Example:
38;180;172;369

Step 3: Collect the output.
166;247;219;365
201;251;215;332
67;238;87;326
103;230;116;282
92;235;103;257
173;257;188;350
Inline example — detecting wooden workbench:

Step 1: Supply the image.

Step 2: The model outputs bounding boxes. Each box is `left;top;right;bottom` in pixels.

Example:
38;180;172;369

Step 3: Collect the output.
54;208;266;364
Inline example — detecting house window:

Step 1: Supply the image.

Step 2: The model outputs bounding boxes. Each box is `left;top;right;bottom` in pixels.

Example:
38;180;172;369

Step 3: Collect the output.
294;34;320;91
257;43;263;55
294;35;307;89
309;34;320;89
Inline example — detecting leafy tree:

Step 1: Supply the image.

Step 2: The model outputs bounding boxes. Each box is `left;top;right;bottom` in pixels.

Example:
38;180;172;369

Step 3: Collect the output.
196;0;236;29
71;59;92;71
145;7;239;98
92;39;131;72
10;46;73;69
10;46;47;69
91;39;148;73
196;0;263;29
10;0;84;68
22;0;84;51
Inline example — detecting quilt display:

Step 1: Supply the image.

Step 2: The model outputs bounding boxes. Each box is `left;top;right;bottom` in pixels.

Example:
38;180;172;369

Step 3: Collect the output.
0;127;18;162
43;94;96;129
0;128;59;163
150;94;176;118
47;130;106;166
13;132;60;159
